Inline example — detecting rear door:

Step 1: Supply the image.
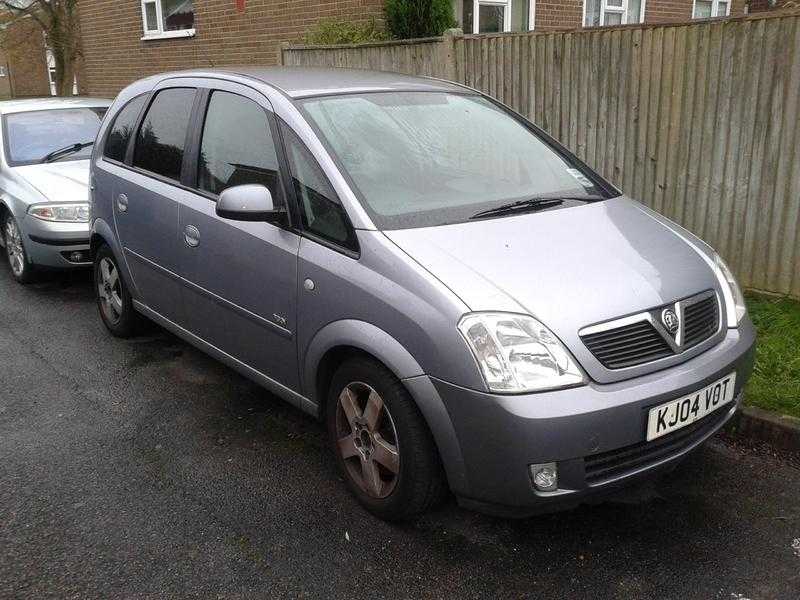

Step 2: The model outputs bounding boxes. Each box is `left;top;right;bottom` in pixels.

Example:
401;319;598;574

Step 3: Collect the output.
112;84;200;324
176;81;301;390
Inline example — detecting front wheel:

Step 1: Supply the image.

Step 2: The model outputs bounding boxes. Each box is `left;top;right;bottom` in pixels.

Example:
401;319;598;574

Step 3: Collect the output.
327;357;447;521
4;214;35;283
94;244;137;337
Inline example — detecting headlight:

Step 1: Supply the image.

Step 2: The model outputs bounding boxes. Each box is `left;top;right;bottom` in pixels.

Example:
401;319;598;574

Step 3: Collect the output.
28;203;90;223
713;254;746;327
458;312;585;393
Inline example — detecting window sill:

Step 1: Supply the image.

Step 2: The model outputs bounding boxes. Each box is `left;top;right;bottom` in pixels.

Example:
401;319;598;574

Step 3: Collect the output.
141;28;196;41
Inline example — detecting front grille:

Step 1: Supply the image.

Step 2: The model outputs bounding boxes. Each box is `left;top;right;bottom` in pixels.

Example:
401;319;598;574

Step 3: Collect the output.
580;292;721;370
683;295;720;348
581;321;674;369
584;407;730;485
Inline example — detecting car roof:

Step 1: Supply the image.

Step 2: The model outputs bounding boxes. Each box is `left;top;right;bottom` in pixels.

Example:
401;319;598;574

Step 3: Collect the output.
156;67;467;99
0;97;113;115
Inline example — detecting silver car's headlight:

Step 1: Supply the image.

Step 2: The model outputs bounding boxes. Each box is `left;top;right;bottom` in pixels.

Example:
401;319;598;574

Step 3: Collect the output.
458;312;585;393
713;254;746;327
28;203;90;223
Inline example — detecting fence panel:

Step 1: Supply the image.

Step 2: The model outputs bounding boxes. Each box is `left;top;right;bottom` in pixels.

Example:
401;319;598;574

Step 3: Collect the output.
283;14;800;298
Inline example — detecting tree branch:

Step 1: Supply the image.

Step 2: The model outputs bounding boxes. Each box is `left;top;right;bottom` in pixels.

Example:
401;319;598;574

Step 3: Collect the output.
1;0;48;29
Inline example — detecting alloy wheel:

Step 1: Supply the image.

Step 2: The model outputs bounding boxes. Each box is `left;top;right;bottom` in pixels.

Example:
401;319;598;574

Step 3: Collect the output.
5;219;25;277
334;382;400;499
97;257;124;324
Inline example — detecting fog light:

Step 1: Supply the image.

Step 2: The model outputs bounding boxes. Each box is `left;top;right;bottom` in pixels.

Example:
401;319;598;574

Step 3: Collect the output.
70;251;84;262
530;463;558;492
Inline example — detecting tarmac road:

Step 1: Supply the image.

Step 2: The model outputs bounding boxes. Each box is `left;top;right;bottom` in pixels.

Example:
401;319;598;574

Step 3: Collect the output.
1;265;798;599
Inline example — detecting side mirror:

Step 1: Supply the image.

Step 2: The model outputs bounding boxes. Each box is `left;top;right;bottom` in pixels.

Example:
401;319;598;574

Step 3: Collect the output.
216;184;286;224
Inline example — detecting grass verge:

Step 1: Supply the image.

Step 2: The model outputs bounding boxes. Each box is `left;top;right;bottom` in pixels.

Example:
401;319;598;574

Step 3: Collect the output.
745;292;800;419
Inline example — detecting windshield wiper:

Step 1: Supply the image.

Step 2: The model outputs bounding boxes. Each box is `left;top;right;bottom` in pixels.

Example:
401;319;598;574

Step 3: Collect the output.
470;196;600;220
42;141;94;164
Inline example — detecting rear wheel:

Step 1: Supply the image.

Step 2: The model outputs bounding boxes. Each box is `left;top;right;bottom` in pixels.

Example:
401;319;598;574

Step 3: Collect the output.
327;357;446;521
94;244;137;337
4;214;35;284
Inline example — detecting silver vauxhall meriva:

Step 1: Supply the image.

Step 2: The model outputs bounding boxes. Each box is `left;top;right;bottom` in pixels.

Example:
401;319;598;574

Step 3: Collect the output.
0;98;111;283
90;69;755;520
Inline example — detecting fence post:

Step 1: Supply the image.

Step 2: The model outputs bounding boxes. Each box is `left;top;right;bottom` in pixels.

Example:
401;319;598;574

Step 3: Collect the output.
440;28;463;82
278;42;289;66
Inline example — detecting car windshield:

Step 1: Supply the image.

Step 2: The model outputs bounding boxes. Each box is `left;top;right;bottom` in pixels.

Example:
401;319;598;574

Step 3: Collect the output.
4;107;107;166
300;91;613;229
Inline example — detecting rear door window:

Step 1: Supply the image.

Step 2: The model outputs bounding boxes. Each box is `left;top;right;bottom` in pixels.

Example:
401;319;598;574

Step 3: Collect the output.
197;90;283;202
104;95;147;163
132;88;195;182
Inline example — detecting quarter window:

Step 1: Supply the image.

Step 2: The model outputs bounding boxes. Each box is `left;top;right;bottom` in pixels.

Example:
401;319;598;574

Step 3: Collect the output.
132;88;195;182
693;0;729;18
104;95;147;163
197;91;282;201
280;124;357;252
141;0;195;38
584;0;644;27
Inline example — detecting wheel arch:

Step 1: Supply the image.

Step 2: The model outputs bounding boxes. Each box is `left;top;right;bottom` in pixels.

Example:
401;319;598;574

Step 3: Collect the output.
304;320;468;494
90;218;138;296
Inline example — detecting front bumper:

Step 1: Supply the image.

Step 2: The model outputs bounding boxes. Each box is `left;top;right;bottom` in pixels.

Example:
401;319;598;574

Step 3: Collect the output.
22;215;91;269
427;319;756;517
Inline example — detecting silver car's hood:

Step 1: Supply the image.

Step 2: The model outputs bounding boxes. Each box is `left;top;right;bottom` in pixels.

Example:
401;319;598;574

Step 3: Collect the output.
12;160;90;204
384;196;723;383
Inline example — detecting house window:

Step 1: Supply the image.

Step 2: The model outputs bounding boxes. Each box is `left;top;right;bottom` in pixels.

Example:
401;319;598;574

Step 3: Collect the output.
459;1;534;33
141;0;195;39
693;0;730;18
584;0;645;27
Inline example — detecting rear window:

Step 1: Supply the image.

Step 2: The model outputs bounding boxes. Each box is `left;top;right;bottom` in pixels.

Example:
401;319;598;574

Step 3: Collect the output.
3;107;107;166
132;88;195;182
104;95;147;163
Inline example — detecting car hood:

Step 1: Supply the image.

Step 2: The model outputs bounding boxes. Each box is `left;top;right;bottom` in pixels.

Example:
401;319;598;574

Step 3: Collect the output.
12;160;90;203
384;196;723;383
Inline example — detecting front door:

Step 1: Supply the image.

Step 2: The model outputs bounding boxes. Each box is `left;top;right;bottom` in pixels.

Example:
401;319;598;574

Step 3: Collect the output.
176;84;301;390
113;87;198;323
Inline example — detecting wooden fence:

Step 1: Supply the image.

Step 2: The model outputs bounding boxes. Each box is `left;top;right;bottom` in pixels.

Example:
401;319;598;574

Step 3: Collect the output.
282;13;800;299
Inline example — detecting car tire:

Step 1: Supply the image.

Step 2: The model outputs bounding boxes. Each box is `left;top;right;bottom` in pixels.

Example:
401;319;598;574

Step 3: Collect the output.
4;213;35;284
94;243;137;338
327;356;447;521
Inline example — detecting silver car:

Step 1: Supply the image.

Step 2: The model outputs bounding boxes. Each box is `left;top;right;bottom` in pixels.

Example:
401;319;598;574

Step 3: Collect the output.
90;69;755;520
0;97;111;283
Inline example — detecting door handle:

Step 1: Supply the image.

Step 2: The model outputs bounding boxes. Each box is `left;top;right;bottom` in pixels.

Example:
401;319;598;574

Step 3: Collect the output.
184;225;200;248
116;193;128;213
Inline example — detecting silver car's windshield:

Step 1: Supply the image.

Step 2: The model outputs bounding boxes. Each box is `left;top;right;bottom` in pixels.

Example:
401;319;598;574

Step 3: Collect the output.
300;91;613;229
3;107;107;166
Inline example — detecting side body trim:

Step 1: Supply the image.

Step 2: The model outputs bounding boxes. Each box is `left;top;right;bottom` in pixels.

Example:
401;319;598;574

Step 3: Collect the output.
133;300;315;416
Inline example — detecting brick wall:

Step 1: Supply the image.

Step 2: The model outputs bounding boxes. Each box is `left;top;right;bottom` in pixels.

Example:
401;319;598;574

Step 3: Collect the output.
647;0;746;23
78;0;385;97
0;16;50;97
535;1;584;30
534;0;746;31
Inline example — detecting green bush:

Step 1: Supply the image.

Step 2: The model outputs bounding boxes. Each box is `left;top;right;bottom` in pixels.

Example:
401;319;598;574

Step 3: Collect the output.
304;18;388;45
384;0;457;39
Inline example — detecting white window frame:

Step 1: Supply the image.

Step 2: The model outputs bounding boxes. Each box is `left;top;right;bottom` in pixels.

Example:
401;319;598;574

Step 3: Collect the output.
472;0;512;33
692;0;732;19
529;0;536;30
583;0;647;28
140;0;196;41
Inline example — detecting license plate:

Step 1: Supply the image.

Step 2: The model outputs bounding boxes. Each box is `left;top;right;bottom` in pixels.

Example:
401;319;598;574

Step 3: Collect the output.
646;373;737;441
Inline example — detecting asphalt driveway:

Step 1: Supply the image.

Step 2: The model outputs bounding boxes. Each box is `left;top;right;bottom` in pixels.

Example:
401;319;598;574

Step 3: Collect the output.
1;266;798;599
